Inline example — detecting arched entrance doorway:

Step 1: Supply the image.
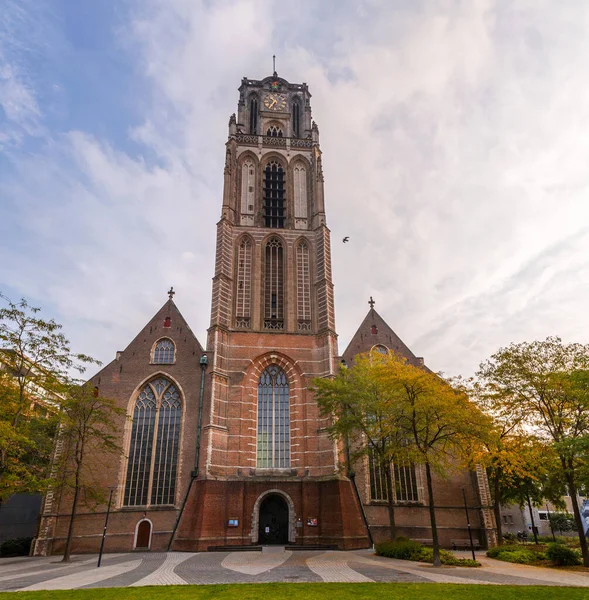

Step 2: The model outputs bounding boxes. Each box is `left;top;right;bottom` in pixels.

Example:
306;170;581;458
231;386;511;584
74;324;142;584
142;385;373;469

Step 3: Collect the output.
135;520;151;550
258;494;289;545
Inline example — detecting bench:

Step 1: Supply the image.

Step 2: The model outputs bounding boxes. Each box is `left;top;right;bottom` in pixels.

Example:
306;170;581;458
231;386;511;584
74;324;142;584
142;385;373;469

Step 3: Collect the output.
451;539;481;550
412;538;433;546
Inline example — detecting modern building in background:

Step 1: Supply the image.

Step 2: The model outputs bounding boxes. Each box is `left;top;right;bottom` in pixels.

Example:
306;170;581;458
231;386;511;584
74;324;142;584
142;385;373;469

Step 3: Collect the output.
33;72;496;555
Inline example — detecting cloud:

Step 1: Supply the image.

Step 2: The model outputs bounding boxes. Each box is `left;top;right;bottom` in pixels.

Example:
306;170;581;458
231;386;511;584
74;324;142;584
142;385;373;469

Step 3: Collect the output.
2;0;589;377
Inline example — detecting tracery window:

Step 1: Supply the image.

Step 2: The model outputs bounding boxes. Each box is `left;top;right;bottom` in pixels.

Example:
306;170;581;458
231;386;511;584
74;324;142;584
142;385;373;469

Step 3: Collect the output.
373;345;388;355
368;450;420;503
266;126;283;137
292;99;301;137
240;160;255;215
296;240;311;331
235;237;252;328
257;365;290;468
124;378;182;506
264;237;284;330
153;339;175;364
249;95;258;134
293;163;307;221
264;161;285;228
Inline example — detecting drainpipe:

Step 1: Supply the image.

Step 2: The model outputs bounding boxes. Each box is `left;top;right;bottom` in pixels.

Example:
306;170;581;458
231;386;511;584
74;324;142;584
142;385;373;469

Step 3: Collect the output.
167;354;208;551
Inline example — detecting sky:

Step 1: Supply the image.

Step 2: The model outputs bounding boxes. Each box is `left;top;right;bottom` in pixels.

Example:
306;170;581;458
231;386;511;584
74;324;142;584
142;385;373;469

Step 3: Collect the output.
2;0;589;378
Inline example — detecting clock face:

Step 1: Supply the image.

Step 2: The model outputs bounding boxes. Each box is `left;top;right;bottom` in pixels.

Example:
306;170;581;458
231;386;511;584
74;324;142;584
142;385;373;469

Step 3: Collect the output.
264;93;287;112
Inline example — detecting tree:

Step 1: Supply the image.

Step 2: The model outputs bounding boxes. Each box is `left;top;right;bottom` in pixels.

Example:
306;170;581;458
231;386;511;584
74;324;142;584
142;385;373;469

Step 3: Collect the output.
383;359;491;566
314;353;409;539
0;371;58;499
549;512;575;533
0;294;98;499
477;337;589;566
466;377;562;544
53;383;124;562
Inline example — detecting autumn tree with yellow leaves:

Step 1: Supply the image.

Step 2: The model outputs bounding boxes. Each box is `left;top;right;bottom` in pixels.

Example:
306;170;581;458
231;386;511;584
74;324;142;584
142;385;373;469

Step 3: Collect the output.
315;351;492;567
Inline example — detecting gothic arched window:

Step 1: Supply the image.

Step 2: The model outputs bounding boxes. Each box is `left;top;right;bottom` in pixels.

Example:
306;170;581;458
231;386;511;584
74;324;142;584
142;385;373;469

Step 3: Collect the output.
292;99;301;137
266;126;283;137
240;159;255;216
264;161;285;228
296;240;311;331
264;237;284;330
124;378;182;506
153;338;175;364
257;365;290;468
249;95;258;134
293;163;307;221
235;237;252;328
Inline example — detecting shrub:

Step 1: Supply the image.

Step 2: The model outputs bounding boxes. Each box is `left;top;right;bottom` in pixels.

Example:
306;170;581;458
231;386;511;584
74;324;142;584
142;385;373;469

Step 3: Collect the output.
418;547;480;567
495;549;539;564
375;537;422;561
502;532;517;543
546;543;582;566
487;544;521;558
0;537;33;557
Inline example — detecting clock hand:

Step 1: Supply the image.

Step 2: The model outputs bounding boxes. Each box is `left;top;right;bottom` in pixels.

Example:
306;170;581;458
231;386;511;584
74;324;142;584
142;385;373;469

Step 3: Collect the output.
269;97;277;108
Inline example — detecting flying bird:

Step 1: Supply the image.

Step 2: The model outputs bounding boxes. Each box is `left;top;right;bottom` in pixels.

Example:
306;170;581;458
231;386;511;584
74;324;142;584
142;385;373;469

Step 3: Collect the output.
342;236;349;243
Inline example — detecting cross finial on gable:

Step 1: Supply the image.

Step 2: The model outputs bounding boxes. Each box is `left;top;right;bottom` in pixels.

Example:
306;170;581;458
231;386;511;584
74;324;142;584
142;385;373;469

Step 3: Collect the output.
168;286;175;300
368;296;375;309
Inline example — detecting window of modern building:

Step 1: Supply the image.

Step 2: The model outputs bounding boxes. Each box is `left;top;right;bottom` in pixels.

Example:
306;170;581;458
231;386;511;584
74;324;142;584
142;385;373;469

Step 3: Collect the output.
124;378;182;506
263;161;285;228
257;365;290;468
264;237;284;330
152;338;175;364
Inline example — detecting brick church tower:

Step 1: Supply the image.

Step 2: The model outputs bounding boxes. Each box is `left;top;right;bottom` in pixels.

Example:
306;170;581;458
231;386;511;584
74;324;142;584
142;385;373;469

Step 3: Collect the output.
172;72;370;550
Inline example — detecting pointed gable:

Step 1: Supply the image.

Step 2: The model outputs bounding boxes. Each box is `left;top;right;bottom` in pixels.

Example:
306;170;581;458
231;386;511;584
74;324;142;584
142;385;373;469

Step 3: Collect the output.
89;298;205;384
341;307;425;368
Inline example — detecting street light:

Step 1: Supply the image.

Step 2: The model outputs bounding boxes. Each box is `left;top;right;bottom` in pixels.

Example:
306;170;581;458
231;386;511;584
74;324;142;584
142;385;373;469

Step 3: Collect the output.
97;487;116;567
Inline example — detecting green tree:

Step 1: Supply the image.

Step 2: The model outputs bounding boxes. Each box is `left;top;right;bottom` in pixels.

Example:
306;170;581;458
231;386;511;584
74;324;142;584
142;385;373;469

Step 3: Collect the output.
314;353;409;540
0;294;97;499
384;359;491;566
53;383;124;562
477;337;589;566
549;512;575;533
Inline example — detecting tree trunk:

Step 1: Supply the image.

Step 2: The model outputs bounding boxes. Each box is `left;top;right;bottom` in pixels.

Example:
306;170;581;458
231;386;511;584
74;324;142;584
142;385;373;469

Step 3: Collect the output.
61;483;79;562
565;471;589;567
526;493;538;545
492;472;503;545
425;461;440;567
384;462;396;540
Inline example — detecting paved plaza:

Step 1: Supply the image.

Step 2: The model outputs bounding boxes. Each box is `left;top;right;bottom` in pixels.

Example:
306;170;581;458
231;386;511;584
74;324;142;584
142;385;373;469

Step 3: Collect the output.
0;547;588;591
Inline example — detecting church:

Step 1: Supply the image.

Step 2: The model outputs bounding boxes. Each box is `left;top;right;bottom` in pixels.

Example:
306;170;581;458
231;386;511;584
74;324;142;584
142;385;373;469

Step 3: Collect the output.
33;71;496;555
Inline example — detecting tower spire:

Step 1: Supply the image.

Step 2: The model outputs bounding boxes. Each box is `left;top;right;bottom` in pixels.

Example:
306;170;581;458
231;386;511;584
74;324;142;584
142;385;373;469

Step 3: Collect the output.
273;54;276;75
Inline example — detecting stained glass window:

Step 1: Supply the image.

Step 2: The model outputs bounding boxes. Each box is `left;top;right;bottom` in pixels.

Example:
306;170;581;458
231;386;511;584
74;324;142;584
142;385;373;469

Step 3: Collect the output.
124;378;182;506
264;161;285;228
257;366;290;468
153;339;175;364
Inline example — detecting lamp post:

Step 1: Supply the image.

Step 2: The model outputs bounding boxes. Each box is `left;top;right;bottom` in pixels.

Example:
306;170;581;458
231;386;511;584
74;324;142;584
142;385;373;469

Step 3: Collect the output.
462;488;476;561
97;487;115;567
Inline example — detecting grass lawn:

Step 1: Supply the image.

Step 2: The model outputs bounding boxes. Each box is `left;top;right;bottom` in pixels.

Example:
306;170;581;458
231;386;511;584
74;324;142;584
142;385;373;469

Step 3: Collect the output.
0;584;588;599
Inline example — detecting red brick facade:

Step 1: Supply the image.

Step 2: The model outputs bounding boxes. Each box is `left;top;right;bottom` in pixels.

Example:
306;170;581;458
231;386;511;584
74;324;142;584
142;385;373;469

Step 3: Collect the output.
33;73;495;556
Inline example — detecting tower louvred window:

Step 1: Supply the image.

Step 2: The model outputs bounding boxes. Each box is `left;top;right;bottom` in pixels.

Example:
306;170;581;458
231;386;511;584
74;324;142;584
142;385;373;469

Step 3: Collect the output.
249;96;258;134
292;99;301;137
124;378;182;506
264;161;285;228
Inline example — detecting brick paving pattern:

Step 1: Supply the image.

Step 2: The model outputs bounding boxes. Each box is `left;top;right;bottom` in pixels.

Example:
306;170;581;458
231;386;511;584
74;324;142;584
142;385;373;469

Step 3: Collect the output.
0;548;587;591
